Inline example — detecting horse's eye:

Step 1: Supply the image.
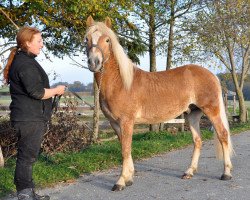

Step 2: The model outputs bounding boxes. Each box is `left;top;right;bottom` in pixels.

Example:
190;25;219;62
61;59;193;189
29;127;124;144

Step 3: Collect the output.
106;38;110;43
85;38;89;43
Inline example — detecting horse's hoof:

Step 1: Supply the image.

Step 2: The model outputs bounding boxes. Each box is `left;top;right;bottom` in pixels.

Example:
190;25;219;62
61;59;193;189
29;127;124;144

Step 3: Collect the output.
181;173;193;179
220;174;232;180
112;184;125;191
125;180;133;186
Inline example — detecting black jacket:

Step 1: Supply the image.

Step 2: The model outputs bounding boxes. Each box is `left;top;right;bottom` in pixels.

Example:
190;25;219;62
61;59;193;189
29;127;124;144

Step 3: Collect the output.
9;50;52;122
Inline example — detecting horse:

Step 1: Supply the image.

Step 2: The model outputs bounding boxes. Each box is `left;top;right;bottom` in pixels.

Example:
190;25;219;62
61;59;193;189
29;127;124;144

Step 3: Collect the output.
84;16;234;191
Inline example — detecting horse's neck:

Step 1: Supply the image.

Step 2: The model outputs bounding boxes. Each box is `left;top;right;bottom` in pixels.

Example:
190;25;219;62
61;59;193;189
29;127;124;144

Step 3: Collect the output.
94;54;123;97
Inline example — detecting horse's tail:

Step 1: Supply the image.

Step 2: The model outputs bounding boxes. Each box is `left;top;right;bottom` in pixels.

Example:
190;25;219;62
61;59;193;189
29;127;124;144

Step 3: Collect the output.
214;93;234;160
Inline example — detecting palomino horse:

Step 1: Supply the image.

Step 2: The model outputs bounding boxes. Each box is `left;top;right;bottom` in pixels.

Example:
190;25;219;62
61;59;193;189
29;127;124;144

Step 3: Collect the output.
85;16;234;191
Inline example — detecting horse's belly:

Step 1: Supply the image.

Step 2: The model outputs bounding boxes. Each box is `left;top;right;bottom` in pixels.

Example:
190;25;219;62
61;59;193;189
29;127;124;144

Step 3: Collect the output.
134;106;185;124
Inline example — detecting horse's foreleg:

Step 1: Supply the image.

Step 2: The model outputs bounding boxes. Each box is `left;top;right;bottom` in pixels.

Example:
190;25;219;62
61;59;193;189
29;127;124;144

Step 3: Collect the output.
182;110;203;179
112;119;134;191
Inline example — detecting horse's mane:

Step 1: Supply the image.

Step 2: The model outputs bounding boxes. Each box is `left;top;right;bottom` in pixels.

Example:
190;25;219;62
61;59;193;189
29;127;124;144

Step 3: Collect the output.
85;22;134;90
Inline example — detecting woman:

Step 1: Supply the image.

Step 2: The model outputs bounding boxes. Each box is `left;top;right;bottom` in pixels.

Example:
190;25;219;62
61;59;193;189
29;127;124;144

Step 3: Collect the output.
4;26;65;200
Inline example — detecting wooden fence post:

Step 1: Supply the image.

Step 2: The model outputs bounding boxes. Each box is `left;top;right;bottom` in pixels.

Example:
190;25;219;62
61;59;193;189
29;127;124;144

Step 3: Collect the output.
181;113;184;132
0;145;4;167
223;91;228;115
233;95;236;115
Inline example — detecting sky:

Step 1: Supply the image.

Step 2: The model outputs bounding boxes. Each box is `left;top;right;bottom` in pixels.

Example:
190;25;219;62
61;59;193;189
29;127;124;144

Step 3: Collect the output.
39;52;220;86
39;52;170;85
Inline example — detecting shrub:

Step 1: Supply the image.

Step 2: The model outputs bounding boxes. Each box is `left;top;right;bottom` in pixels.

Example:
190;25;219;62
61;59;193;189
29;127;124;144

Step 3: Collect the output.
0;97;91;159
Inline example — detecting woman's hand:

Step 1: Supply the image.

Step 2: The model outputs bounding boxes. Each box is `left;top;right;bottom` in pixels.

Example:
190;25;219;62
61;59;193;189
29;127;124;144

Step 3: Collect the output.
55;85;66;96
42;85;66;99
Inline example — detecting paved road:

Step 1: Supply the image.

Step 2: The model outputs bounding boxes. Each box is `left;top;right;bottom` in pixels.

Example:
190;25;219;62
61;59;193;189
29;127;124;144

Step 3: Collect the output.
4;131;250;200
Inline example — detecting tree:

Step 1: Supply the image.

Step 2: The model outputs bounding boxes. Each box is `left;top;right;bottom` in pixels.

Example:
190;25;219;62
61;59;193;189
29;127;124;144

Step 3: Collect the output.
0;0;146;64
187;0;250;122
165;0;201;69
132;0;168;72
0;0;148;140
131;0;170;131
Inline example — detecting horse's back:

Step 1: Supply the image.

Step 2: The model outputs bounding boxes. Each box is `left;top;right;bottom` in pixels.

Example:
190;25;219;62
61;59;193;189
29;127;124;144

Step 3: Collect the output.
163;64;217;82
135;64;220;94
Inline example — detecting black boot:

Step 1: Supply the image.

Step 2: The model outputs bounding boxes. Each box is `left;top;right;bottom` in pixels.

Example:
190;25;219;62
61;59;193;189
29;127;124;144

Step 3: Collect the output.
34;191;50;200
17;188;50;200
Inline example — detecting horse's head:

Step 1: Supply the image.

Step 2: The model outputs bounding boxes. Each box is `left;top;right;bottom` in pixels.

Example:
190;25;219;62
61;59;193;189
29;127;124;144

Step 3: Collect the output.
85;16;112;72
85;16;134;90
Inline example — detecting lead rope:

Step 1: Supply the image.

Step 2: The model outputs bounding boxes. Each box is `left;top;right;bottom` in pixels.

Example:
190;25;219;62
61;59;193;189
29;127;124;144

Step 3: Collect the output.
96;66;104;100
92;67;104;142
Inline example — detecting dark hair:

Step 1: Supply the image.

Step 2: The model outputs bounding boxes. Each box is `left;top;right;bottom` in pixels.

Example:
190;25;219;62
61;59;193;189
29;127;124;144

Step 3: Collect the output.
3;26;41;84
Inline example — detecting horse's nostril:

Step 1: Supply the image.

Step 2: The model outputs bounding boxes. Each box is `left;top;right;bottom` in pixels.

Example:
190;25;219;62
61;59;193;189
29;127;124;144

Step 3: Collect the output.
88;59;91;65
95;58;100;66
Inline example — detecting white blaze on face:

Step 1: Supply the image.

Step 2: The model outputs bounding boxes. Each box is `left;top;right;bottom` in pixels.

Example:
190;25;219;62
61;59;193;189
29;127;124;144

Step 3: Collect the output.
88;30;103;71
91;30;102;47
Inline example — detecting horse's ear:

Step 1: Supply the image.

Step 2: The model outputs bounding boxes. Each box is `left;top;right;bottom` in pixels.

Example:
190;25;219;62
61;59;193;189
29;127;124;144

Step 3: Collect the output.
105;17;112;28
86;16;94;28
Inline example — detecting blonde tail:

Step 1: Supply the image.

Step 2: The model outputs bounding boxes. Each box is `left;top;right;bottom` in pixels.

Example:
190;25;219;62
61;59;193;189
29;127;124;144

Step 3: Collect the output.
214;94;234;160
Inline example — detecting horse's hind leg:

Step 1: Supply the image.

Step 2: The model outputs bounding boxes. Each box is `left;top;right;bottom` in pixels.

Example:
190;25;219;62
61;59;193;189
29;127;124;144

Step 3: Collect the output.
182;109;203;179
206;112;233;180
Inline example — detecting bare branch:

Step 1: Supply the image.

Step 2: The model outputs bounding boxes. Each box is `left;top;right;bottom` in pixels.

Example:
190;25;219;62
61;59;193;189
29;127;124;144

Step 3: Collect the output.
0;7;19;30
0;46;15;56
69;56;88;69
214;51;231;71
0;42;16;48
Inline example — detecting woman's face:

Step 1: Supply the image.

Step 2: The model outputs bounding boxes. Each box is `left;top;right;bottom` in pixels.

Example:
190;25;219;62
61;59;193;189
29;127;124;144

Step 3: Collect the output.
26;33;44;55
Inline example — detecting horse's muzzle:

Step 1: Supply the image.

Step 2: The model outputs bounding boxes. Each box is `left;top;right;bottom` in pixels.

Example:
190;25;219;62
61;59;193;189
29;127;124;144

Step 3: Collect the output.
88;57;102;72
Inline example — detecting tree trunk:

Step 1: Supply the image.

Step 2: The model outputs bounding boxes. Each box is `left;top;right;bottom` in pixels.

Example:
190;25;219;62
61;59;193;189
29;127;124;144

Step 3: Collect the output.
166;0;175;70
92;79;100;142
237;89;247;122
232;71;247;122
149;19;156;72
148;0;159;132
0;145;4;167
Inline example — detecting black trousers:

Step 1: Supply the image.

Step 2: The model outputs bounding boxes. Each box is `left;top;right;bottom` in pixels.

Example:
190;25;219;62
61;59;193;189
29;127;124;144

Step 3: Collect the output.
12;121;46;192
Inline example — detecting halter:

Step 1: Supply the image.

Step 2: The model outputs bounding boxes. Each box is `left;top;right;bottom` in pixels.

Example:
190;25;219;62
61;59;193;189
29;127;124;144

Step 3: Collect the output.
86;43;109;101
87;43;110;71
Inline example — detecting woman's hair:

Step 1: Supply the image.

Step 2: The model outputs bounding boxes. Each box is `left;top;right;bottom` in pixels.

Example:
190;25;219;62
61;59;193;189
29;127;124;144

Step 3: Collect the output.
3;26;41;84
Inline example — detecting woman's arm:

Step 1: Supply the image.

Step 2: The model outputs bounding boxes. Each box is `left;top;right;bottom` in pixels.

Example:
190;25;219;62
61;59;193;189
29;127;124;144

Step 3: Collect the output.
42;85;66;99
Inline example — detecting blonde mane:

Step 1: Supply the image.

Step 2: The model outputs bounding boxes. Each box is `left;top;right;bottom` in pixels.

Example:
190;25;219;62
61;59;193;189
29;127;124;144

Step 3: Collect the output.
85;22;134;90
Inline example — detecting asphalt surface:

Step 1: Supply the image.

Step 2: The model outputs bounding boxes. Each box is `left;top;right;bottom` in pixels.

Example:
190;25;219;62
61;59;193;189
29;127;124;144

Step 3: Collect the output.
3;131;250;200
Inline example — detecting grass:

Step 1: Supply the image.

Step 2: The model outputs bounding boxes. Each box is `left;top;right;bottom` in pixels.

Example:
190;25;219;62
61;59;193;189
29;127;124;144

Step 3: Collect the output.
1;121;250;198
